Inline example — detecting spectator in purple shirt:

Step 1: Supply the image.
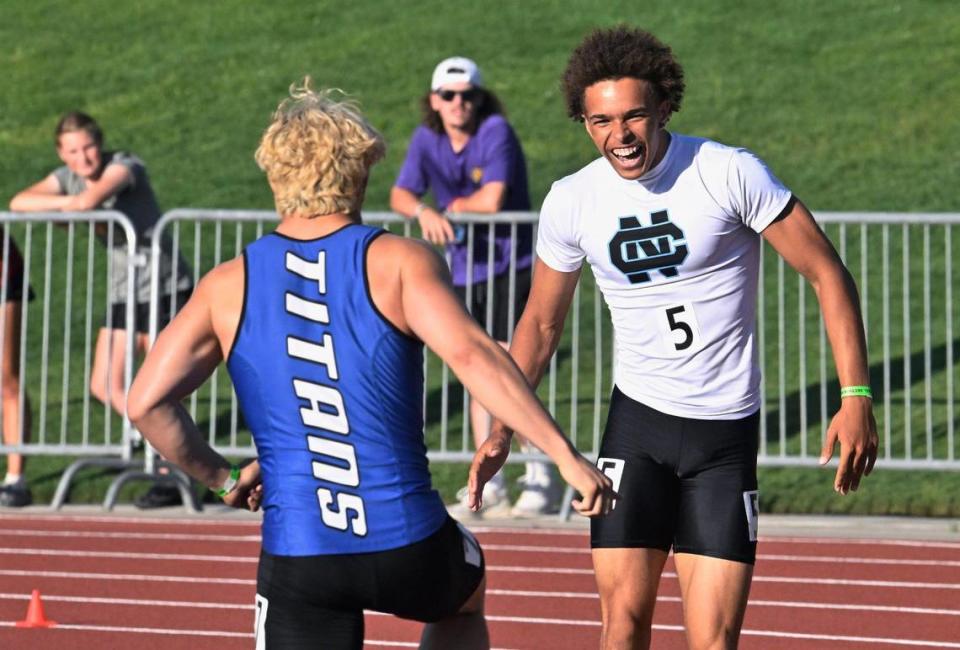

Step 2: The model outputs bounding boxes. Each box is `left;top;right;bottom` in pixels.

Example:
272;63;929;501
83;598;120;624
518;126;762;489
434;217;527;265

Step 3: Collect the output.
391;57;559;518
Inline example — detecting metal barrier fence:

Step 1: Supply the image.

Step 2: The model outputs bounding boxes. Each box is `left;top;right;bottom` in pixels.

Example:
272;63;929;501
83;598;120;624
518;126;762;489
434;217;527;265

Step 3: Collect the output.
146;210;960;476
1;210;957;510
0;211;142;507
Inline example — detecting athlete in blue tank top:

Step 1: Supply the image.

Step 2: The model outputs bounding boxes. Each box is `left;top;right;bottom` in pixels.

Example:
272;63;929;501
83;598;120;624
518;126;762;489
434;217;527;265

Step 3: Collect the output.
128;80;613;650
230;225;448;555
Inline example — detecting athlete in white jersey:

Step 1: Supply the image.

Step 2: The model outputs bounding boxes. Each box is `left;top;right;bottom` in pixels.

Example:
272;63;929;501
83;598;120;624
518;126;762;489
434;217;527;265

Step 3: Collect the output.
539;134;792;419
468;27;878;650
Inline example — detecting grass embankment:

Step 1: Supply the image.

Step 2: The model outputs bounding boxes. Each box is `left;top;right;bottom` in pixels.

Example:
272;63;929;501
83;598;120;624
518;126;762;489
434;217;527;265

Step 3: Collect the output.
1;1;958;514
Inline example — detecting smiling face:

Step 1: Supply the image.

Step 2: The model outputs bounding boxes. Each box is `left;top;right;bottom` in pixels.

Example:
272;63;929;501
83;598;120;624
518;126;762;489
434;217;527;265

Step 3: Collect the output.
429;81;480;133
582;77;671;181
56;129;103;180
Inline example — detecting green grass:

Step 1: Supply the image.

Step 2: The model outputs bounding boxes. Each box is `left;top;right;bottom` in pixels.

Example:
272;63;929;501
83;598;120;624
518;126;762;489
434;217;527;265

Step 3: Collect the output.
2;0;960;514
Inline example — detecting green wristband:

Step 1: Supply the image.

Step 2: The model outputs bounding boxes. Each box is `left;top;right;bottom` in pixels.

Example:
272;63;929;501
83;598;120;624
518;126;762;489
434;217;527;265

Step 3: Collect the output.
840;386;872;399
215;465;241;497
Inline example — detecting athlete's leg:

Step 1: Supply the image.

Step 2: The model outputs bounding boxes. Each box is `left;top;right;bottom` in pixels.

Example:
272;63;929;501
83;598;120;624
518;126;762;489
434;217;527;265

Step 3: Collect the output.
1;300;29;475
419;575;489;650
593;548;669;650
89;327;130;416
256;552;365;650
672;411;759;649
673;553;752;650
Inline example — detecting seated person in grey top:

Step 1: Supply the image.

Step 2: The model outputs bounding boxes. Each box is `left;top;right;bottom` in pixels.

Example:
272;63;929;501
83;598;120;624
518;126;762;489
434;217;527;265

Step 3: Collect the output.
10;111;193;507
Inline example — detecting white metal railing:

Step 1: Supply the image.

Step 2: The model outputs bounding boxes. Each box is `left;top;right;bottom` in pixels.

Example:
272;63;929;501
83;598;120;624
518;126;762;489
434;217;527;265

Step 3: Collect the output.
3;209;956;511
0;211;146;509
146;209;960;471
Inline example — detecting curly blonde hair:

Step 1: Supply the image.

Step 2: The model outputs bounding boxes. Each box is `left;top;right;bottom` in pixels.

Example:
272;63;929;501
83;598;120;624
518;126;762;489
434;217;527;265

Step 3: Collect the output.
255;79;385;218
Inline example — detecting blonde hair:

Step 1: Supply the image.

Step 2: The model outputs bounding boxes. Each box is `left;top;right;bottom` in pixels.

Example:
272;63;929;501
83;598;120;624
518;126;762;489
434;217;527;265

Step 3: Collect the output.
255;79;385;218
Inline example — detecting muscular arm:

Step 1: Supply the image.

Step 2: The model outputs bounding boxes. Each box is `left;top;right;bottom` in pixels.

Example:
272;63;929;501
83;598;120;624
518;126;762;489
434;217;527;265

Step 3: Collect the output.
507;258;582;389
370;236;611;514
762;199;878;493
127;260;260;507
397;242;574;460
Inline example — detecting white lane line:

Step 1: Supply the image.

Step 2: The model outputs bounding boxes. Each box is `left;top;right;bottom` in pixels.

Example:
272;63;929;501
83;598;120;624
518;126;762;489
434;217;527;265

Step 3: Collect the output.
758;553;960;568
739;628;960;648
0;620;252;637
0;618;954;649
0;569;255;585
4;566;959;591
369;613;960;647
0;513;260;527
0;620;450;648
472;527;960;549
759;537;960;551
0;548;257;563
481;544;960;567
4;590;956;619
4;545;958;573
484;590;960;617
0;593;251;609
488;567;960;590
1;528;260;543
1;596;956;647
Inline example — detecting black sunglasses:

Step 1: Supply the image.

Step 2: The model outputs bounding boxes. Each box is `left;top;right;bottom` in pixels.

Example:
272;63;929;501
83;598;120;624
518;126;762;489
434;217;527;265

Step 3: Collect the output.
436;88;481;103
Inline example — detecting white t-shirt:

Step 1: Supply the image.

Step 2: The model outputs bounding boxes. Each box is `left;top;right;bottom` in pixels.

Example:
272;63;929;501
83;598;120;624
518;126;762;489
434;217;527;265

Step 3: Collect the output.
537;133;793;419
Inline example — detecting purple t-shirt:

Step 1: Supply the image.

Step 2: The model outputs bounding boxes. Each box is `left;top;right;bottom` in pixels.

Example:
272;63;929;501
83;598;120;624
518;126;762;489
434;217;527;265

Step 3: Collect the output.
395;114;532;285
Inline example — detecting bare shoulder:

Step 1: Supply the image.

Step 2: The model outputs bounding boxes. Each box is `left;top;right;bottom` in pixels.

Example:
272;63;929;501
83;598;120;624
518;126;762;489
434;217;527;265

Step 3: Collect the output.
368;232;447;275
194;256;245;311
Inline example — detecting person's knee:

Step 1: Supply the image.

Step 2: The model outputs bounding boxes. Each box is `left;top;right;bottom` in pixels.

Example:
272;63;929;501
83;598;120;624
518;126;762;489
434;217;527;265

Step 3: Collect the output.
599;583;656;641
89;377;107;402
686;622;741;650
1;378;21;401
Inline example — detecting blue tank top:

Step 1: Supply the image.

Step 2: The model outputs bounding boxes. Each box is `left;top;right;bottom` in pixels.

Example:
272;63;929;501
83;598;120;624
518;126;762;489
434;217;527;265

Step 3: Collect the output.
227;224;448;556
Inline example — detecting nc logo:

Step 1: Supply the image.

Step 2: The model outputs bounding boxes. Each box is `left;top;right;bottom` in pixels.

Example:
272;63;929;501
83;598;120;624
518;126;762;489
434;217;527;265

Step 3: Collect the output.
608;210;688;284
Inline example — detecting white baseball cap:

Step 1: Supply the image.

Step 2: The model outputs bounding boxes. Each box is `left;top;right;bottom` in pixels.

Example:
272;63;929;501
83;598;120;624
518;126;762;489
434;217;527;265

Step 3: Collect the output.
431;57;483;91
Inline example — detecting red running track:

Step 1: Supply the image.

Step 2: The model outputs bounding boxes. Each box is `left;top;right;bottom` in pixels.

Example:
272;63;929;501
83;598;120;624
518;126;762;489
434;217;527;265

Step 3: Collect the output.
0;513;958;649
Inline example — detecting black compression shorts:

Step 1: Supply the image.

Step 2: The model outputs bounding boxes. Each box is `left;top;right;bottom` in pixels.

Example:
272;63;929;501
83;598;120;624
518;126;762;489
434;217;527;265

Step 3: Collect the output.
254;516;484;650
107;288;191;334
591;387;760;565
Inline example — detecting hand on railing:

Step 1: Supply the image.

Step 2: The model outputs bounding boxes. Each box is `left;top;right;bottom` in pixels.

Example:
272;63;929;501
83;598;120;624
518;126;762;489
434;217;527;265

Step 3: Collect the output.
416;206;456;245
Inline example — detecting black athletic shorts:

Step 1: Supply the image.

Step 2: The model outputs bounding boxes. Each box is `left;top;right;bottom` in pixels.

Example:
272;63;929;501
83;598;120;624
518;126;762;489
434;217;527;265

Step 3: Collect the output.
454;265;531;342
254;516;485;650
591;387;760;565
107;289;191;334
0;239;34;303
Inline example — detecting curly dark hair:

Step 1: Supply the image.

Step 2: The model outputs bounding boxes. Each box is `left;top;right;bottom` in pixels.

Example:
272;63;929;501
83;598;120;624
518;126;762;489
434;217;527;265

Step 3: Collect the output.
561;26;685;122
419;87;505;134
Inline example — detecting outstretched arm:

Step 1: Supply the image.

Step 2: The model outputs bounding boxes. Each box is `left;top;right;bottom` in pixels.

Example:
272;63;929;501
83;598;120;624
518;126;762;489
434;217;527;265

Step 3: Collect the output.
127;264;261;509
762;199;878;494
467;258;581;505
383;239;611;516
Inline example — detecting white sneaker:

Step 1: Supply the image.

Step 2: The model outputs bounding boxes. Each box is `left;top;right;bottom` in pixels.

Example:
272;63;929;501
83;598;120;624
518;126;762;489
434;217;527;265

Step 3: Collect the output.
510;476;562;517
448;483;512;520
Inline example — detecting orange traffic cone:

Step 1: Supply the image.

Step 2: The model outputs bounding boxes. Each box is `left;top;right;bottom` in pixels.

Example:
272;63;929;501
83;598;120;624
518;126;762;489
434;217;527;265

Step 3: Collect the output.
15;589;56;628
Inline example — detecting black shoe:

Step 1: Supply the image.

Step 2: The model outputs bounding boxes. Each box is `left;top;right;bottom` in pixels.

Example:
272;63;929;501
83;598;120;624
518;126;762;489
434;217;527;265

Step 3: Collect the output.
134;484;183;509
0;484;32;507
